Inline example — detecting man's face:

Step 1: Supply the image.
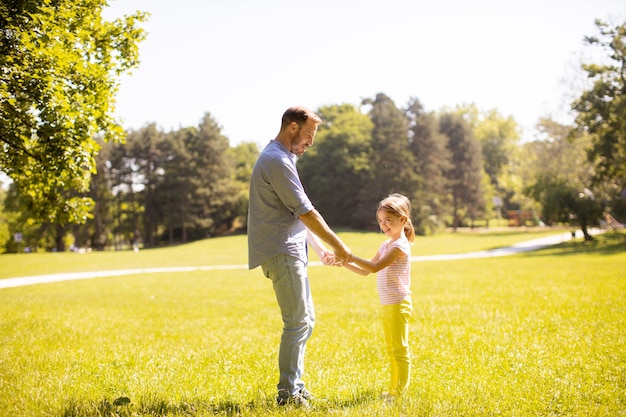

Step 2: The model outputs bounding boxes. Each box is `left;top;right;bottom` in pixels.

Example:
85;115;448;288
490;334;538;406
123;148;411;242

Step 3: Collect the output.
289;119;318;156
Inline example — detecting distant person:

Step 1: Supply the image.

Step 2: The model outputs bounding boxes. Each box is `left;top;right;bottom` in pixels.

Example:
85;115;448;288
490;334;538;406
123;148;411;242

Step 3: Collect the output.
338;193;414;403
247;106;352;407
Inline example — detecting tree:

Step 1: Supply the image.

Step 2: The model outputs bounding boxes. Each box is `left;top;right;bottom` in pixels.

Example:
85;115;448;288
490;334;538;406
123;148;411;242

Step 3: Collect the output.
230;142;259;185
73;139;116;250
523;118;603;239
0;184;8;252
124;124;167;247
458;105;520;189
2;183;43;252
364;93;420;214
298;104;374;228
184;113;238;238
572;18;626;184
405;98;450;234
0;0;147;224
456;104;522;224
155;127;193;245
440;112;484;229
228;142;259;230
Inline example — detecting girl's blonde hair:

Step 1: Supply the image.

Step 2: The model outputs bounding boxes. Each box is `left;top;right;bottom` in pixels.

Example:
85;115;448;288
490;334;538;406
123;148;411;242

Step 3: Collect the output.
377;193;415;243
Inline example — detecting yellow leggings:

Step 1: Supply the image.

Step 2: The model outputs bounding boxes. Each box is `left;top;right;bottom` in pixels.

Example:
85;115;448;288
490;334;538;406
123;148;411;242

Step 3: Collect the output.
381;297;412;396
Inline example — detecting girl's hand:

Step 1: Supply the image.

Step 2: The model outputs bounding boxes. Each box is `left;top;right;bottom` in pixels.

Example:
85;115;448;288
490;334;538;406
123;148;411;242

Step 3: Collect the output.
321;251;341;266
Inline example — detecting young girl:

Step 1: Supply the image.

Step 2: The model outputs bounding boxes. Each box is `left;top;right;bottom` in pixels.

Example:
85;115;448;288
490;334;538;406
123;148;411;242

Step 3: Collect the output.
340;193;414;402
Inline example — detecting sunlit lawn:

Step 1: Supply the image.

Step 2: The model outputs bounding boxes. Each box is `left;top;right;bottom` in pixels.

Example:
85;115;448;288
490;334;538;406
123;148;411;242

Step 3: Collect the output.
0;230;624;416
1;228;567;279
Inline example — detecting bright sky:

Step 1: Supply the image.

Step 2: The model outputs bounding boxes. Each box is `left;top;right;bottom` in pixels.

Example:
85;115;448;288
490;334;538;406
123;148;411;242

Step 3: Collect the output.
103;0;625;146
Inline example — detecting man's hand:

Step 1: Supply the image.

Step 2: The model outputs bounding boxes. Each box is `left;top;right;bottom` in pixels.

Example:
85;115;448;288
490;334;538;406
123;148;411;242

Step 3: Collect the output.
300;209;351;264
333;242;352;265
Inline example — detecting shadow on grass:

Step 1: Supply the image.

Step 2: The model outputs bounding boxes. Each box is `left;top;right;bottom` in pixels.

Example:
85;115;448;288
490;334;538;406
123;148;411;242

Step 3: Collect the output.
61;390;379;416
62;397;259;417
522;231;626;258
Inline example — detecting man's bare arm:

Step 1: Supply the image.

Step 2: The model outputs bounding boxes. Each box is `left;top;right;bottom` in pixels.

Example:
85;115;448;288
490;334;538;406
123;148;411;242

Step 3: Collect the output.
299;209;351;263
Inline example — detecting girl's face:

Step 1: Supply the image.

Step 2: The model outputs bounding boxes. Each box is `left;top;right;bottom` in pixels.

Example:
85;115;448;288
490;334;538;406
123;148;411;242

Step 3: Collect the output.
377;208;406;240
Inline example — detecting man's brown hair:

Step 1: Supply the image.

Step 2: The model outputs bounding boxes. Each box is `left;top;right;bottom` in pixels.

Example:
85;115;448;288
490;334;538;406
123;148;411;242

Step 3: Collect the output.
280;106;322;130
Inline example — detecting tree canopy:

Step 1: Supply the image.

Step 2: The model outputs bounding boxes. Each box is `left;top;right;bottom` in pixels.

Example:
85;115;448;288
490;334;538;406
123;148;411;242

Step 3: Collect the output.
0;0;147;224
440;111;485;229
523;118;603;240
572;19;626;184
298;103;374;228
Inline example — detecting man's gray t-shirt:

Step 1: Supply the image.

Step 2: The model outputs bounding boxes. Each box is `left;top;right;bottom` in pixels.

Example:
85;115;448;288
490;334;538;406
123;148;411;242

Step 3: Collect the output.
247;140;314;270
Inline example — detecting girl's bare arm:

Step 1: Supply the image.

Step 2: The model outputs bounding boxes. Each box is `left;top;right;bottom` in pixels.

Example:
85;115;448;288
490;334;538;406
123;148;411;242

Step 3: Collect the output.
350;247;404;273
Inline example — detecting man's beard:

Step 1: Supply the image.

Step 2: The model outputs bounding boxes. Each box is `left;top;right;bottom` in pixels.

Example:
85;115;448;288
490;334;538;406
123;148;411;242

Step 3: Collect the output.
289;129;304;156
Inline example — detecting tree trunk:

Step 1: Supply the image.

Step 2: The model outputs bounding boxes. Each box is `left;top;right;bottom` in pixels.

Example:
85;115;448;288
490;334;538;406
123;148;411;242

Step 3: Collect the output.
55;224;66;252
581;223;593;241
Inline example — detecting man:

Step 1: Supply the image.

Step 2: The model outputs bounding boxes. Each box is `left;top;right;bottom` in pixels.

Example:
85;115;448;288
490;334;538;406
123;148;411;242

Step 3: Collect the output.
248;106;352;407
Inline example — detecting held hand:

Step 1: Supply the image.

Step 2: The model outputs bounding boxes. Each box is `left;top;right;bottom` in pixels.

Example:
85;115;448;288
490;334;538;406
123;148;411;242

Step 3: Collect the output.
334;243;352;265
320;250;336;266
321;251;345;267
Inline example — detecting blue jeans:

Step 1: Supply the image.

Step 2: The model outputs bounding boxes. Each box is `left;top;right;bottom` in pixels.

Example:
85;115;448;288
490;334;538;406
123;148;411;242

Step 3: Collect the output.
262;255;315;396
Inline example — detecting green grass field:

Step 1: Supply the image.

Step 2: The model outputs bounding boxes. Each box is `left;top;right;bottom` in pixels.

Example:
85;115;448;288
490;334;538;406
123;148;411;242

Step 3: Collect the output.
0;228;567;279
0;230;624;416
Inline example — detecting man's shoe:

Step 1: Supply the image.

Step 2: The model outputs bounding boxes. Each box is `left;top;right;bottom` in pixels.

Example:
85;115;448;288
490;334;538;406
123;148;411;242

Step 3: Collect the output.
299;388;314;402
276;390;310;408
